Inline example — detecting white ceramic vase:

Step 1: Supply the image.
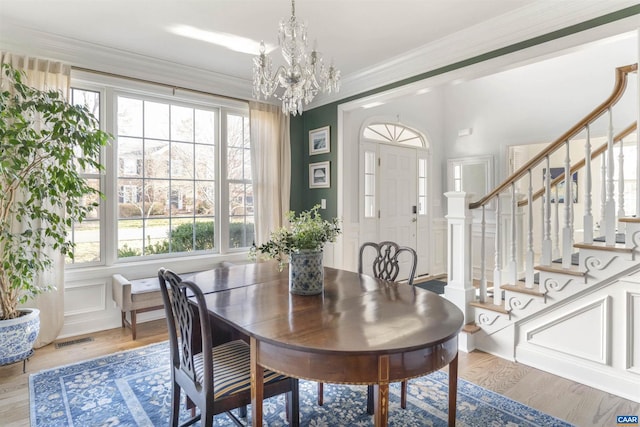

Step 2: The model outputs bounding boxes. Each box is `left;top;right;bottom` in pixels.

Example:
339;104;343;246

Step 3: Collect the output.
289;250;324;295
0;308;40;366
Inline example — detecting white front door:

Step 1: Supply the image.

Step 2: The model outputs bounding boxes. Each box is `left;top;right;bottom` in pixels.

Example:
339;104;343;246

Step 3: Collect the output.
357;125;430;280
379;144;416;243
378;144;419;280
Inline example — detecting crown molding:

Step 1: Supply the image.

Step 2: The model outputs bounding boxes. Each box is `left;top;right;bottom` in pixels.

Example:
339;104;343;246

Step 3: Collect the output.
310;2;640;108
1;2;637;110
0;23;253;101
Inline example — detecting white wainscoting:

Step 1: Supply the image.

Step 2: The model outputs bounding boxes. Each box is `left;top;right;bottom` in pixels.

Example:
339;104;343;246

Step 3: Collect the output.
60;252;251;339
430;218;447;277
515;273;640;403
64;279;108;316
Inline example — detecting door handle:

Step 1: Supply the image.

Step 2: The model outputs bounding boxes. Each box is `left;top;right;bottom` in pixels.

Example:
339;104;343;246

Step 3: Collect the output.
411;217;417;223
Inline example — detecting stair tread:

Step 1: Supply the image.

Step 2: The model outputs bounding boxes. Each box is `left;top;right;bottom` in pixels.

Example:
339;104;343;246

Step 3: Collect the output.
462;322;482;334
534;263;585;276
469;300;510;314
574;241;631;253
521;253;578;284
501;282;547;296
619;217;640;223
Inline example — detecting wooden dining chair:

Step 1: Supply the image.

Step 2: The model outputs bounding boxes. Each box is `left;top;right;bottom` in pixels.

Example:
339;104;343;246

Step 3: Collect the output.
316;241;417;414
158;268;299;427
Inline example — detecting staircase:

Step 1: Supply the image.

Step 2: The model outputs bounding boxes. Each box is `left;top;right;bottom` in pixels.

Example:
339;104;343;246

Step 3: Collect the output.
445;64;640;403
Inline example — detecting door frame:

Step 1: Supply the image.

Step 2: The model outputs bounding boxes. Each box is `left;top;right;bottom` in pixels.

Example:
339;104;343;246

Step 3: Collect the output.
334;108;437;276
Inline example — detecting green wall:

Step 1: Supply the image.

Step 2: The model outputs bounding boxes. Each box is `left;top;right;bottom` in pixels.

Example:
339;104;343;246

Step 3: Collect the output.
290;104;339;219
288;5;640;218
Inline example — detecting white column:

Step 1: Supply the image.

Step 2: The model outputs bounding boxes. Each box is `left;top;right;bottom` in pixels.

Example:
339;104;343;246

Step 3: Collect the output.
445;191;476;324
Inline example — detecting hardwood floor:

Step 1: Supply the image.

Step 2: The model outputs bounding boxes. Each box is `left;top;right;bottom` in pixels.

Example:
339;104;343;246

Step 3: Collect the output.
1;319;638;426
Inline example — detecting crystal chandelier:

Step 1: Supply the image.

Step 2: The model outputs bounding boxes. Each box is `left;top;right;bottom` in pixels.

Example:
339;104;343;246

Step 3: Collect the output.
252;0;340;116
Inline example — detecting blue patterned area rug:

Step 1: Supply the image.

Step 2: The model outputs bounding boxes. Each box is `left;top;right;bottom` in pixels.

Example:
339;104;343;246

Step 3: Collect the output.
30;341;573;427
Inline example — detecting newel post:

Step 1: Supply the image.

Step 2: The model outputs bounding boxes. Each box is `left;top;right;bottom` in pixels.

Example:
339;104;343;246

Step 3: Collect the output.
445;192;476;326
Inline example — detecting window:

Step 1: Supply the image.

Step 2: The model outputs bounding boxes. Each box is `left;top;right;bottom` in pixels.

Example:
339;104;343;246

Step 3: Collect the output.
362;123;423;147
67;78;254;266
226;114;254;248
116;96;220;257
453;164;462;191
67;87;103;265
361;122;427;219
418;158;428;215
364;151;376;218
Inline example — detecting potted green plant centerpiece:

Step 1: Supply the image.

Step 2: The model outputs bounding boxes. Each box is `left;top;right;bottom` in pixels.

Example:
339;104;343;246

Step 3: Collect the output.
251;205;340;295
0;63;109;366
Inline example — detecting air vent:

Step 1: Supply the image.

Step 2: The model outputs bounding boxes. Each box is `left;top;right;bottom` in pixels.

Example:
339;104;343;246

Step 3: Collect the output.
55;337;94;349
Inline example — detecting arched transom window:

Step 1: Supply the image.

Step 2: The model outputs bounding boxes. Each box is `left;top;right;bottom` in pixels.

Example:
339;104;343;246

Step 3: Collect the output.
361;122;428;219
363;123;425;147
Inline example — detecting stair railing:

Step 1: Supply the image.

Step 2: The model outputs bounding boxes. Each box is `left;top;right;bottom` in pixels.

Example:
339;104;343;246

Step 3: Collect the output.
446;64;638;317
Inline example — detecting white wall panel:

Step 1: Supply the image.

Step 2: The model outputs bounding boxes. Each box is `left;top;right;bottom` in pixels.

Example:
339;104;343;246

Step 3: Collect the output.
526;296;610;364
64;280;107;316
627;291;640;374
514;277;640;403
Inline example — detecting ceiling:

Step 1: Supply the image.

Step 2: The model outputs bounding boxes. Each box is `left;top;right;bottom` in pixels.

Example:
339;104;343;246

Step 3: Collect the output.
0;1;637;104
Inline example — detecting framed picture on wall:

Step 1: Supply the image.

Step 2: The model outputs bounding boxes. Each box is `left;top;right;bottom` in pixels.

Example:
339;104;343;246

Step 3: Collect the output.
309;161;330;188
309;126;330;155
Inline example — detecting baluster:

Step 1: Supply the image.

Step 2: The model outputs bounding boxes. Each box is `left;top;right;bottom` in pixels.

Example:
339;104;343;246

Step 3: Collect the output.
553;184;560;259
637;87;640;216
525;170;534;288
480;205;487;303
493;192;502;306
605;108;616;245
509;183;517;285
542;156;552;265
600;149;607;237
617;137;625;233
584;125;594;244
562;140;573;268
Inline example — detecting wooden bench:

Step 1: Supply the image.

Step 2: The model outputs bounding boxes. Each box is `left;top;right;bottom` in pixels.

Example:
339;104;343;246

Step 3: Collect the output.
112;275;162;340
112;263;235;340
112;272;197;340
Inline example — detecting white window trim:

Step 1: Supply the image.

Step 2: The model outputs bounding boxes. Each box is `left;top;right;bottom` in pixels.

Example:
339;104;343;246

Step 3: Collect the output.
66;75;253;273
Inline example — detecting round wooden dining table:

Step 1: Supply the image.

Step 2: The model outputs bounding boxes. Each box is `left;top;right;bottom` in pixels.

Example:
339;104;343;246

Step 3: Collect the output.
200;263;464;427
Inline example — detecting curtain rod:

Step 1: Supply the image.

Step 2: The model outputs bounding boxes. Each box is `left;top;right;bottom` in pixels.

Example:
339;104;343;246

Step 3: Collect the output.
71;65;249;104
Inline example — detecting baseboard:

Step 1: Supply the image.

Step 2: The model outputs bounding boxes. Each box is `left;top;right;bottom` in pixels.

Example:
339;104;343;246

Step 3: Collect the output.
517;345;640;403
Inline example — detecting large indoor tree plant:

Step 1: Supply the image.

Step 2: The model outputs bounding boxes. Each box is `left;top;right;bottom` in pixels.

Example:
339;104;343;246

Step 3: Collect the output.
0;63;109;364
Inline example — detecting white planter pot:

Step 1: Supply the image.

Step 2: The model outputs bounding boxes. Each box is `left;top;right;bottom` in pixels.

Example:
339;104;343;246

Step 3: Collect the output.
0;308;40;366
289;250;324;295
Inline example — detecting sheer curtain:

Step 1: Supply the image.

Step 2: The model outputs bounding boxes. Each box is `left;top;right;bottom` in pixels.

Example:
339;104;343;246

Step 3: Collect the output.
1;51;70;347
249;101;291;245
